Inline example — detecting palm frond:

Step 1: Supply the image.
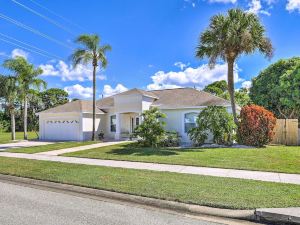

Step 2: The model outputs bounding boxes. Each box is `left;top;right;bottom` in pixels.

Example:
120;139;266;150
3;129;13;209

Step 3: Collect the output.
75;34;99;51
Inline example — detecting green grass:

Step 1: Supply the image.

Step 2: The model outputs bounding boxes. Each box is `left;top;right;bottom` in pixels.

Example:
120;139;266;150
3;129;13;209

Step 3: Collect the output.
6;141;96;154
0;131;38;144
0;156;299;210
64;143;300;174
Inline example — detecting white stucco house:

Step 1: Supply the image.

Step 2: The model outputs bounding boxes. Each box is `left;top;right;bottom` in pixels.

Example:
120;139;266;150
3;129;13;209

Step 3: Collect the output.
37;87;233;143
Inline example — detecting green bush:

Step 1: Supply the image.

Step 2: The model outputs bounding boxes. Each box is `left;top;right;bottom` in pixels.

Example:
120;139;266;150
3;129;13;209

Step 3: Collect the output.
133;107;166;148
188;106;236;146
160;131;181;147
0;120;10;132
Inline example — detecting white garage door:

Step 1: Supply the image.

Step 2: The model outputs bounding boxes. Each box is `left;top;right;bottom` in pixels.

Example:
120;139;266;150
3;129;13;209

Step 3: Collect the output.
44;118;80;141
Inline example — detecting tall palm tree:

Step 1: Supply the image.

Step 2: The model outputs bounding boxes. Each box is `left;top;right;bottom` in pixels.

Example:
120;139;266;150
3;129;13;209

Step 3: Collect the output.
0;75;18;140
196;8;273;124
71;34;111;141
3;57;46;140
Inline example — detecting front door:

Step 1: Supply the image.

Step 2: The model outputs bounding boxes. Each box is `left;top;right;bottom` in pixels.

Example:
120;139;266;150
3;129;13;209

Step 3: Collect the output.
130;116;140;133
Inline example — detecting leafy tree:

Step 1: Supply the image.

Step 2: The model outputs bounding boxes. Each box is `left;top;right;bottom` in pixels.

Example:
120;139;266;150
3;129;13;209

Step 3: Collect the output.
235;88;252;107
196;8;273;124
188;106;236;146
71;34;111;141
27;89;43;134
0;75;19;140
250;57;300;119
203;80;252;107
3;57;46;140
237;105;276;147
39;88;69;110
133;107;166;148
203;80;228;97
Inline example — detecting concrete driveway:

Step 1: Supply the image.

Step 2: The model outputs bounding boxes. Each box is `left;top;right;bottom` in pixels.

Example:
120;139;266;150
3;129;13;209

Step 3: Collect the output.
0;140;54;151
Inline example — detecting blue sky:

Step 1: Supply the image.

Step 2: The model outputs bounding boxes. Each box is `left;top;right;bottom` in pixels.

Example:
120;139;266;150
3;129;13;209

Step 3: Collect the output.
0;0;300;99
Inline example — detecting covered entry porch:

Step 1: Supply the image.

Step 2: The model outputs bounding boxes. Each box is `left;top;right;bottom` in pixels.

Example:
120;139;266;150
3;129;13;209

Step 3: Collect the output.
113;112;141;140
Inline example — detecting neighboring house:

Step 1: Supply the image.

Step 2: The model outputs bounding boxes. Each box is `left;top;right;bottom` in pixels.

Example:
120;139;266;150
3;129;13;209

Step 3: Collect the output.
37;88;233;143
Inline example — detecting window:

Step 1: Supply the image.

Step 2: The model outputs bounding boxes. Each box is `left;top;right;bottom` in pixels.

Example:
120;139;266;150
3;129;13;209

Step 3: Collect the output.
135;117;140;126
184;112;198;133
110;115;116;132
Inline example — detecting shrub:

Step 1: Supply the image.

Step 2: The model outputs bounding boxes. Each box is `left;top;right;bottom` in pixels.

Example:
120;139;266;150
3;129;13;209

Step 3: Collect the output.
133;107;166;148
188;106;236;146
237;105;277;147
160;131;181;147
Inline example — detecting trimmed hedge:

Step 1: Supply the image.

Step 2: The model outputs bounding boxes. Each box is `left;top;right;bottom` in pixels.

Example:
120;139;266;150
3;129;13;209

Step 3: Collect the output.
237;105;276;147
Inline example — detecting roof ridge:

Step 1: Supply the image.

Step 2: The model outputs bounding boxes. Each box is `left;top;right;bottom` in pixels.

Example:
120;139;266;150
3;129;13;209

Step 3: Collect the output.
147;87;194;92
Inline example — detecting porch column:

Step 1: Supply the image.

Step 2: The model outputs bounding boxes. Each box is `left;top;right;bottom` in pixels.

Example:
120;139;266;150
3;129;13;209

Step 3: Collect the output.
115;113;121;140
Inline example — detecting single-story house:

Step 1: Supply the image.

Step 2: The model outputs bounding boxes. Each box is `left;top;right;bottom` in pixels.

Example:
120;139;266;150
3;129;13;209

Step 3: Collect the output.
37;87;233;143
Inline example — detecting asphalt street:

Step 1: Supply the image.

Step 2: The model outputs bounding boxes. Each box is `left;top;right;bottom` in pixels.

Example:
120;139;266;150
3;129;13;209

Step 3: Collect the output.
0;180;226;225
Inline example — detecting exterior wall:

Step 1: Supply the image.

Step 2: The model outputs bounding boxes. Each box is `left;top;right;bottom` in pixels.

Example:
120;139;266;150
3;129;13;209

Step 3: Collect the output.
81;113;105;141
161;106;233;144
114;94;154;113
39;112;81;141
142;96;154;111
114;94;142;113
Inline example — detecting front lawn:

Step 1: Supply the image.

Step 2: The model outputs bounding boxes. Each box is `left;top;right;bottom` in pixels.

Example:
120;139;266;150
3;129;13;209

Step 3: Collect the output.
6;141;96;154
64;143;300;174
0;132;38;144
0;156;299;209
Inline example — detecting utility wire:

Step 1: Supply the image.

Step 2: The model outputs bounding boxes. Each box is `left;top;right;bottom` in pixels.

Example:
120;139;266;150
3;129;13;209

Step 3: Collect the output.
0;12;74;50
28;0;86;32
11;0;76;36
0;37;58;59
0;32;63;60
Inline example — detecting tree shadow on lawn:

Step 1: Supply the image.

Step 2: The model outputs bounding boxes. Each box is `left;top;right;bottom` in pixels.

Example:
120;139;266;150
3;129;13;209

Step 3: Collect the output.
107;143;207;157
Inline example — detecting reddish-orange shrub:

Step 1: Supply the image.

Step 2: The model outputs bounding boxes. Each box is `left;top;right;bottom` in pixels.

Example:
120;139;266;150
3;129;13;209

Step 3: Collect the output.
237;105;277;147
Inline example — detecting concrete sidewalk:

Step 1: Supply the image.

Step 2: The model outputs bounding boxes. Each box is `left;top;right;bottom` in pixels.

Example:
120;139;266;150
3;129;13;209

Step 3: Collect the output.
35;141;131;156
0;151;299;185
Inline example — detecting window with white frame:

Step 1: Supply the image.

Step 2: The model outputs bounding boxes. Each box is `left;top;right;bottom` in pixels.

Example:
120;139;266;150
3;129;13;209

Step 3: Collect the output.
135;117;140;126
110;115;116;132
184;112;198;133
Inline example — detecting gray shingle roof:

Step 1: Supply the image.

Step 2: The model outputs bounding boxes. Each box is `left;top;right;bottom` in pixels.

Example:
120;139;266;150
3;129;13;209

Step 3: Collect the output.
148;88;231;109
38;100;104;114
39;88;232;114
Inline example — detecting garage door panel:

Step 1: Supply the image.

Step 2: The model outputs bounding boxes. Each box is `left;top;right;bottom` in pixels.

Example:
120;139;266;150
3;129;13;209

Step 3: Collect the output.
44;118;80;141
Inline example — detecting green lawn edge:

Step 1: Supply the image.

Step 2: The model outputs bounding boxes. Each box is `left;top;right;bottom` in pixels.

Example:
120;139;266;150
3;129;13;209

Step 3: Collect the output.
0;156;299;210
63;143;300;174
0;132;38;144
6;141;97;154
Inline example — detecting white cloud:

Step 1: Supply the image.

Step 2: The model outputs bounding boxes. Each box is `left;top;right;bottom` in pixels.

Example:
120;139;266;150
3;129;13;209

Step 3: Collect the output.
286;0;300;12
184;0;197;7
40;60;107;82
241;80;252;89
102;84;128;97
11;49;29;59
174;62;189;70
247;0;271;16
208;0;237;3
64;84;93;99
147;63;242;90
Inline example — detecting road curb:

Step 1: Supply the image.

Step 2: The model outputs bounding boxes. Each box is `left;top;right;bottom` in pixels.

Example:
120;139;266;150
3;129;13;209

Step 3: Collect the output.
0;174;255;221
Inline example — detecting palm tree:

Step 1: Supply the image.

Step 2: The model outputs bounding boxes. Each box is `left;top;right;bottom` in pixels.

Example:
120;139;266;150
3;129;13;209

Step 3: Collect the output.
0;75;18;140
3;57;46;140
71;34;111;141
196;8;273;124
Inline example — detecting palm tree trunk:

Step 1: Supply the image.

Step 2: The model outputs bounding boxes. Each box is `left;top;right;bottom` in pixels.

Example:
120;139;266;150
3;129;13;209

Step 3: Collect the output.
10;109;16;141
92;65;96;141
227;60;238;125
24;96;28;140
